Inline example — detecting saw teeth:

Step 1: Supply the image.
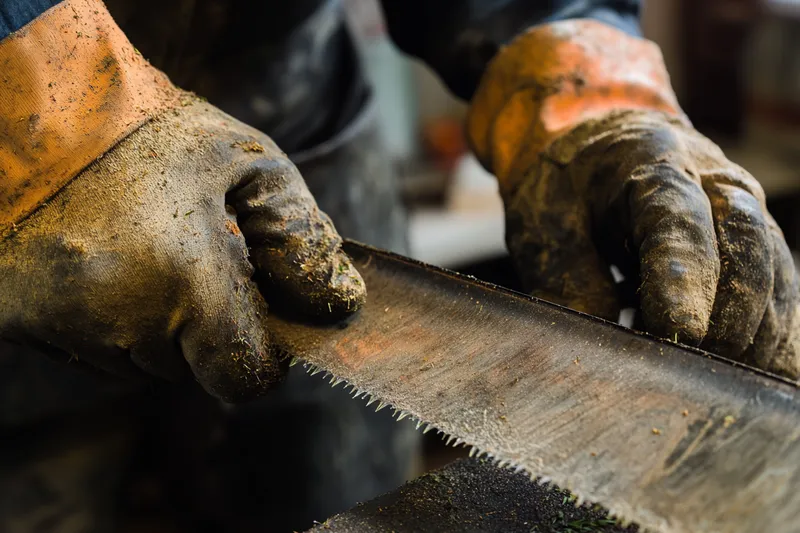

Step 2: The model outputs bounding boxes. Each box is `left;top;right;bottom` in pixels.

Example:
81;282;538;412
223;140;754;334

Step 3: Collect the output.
498;459;510;469
310;366;323;377
453;438;463;447
423;424;434;434
469;446;478;458
513;464;525;474
331;377;343;388
366;396;377;407
445;436;456;446
397;411;409;421
415;420;424;430
289;357;299;367
376;401;388;412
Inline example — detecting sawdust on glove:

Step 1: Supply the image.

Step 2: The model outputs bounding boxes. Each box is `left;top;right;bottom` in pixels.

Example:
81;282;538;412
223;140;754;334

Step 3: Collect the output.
0;0;365;402
468;20;799;377
0;100;366;402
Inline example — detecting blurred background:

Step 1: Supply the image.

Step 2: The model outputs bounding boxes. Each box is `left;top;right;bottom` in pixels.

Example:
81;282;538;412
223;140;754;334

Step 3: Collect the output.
343;0;800;273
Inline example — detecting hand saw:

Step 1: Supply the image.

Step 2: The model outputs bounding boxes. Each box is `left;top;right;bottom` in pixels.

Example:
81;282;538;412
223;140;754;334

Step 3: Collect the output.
269;241;800;533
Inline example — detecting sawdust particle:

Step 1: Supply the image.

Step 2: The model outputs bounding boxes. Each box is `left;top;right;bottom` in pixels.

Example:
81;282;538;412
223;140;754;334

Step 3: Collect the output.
652;428;661;435
225;219;241;236
723;415;736;428
682;410;689;417
232;140;265;153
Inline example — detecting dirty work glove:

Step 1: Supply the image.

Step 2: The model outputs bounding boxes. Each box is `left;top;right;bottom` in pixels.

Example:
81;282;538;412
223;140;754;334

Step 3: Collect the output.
467;20;799;378
0;0;364;402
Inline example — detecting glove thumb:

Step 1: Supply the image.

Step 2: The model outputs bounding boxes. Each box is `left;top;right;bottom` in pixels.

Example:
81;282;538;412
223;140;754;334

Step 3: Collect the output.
505;172;621;322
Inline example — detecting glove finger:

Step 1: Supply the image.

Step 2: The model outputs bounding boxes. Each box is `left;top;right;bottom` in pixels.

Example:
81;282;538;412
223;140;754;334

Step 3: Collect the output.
228;156;366;319
615;144;719;345
506;183;620;321
177;213;285;403
700;180;772;358
746;223;799;375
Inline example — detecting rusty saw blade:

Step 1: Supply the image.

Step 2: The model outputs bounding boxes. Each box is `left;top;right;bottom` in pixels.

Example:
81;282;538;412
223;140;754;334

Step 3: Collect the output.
269;241;800;533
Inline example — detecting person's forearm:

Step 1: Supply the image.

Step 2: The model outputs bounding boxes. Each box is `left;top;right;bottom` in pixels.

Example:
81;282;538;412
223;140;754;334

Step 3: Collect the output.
379;0;640;100
0;0;61;40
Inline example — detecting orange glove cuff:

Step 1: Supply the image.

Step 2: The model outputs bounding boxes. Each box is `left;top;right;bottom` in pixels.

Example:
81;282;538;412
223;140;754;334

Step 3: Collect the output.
466;19;686;195
0;0;182;235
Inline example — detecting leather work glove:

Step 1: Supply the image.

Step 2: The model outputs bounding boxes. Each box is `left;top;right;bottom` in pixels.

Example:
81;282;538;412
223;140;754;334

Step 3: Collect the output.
0;0;364;402
467;20;799;378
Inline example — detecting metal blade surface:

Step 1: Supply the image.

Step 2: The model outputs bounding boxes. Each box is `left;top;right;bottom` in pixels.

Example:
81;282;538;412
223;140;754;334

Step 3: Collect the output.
270;242;800;533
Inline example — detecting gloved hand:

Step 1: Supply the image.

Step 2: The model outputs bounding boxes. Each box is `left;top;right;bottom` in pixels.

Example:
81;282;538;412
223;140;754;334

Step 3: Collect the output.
467;20;799;377
0;1;364;402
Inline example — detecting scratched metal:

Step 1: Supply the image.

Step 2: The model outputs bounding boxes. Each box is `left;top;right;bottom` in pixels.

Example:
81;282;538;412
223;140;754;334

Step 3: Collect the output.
270;241;800;533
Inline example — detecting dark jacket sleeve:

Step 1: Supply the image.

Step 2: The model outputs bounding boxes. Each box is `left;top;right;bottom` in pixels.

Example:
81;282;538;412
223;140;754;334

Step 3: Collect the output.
379;0;641;100
0;0;61;41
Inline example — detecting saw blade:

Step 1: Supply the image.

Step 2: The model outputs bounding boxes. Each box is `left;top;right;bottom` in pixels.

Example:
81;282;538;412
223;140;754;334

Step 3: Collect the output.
269;241;800;533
